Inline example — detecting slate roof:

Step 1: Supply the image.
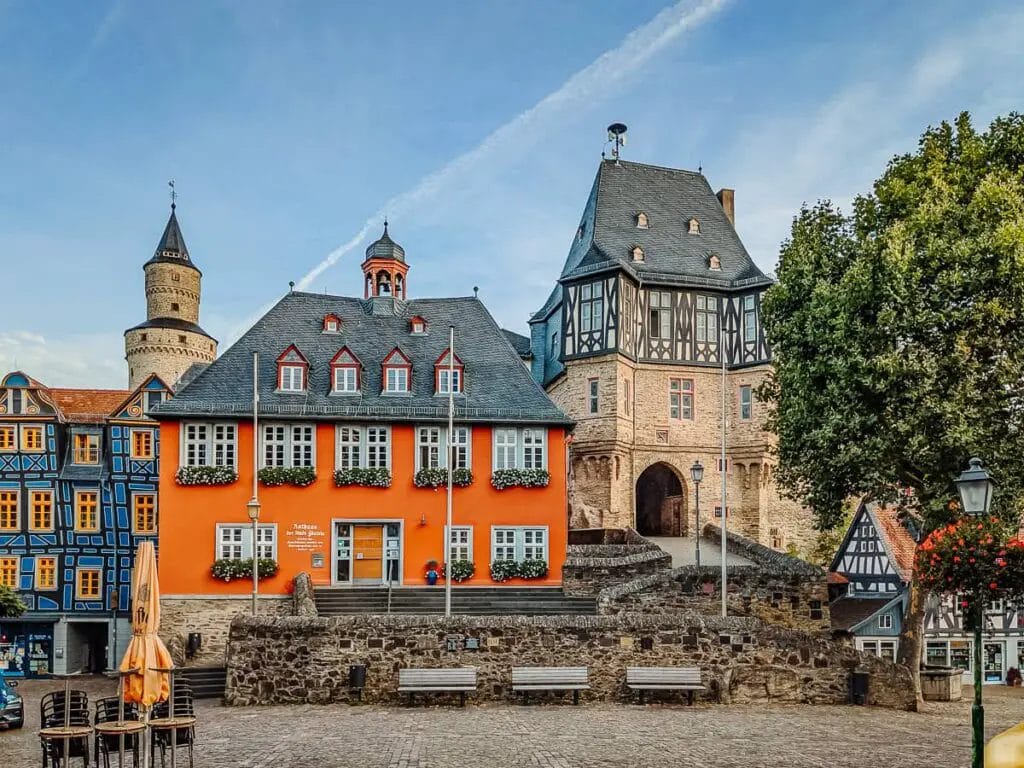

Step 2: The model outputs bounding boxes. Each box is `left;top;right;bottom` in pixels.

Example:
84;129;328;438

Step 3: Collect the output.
829;597;892;632
48;388;131;424
363;223;405;263
123;316;216;340
502;329;533;359
559;159;771;290
144;206;200;272
158;291;571;425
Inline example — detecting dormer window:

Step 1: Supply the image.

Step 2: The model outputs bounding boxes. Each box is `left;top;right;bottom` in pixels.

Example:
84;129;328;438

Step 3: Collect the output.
631;246;645;262
434;349;465;395
382;348;412;394
709;254;722;271
636;212;649;229
410;316;427;335
276;345;309;393
688;218;700;234
330;347;361;394
322;313;342;333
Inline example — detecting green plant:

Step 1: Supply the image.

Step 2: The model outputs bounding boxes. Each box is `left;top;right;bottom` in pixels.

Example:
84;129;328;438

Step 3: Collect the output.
258;466;316;487
176;466;238;486
333;467;392;488
445;559;475;582
413;467;473;489
517;559;549;579
490;469;549;490
489;559;519;582
210;558;279;582
0;584;27;618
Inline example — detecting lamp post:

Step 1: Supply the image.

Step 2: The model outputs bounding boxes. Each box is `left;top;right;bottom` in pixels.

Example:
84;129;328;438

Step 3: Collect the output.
690;461;704;569
247;498;261;617
954;457;996;768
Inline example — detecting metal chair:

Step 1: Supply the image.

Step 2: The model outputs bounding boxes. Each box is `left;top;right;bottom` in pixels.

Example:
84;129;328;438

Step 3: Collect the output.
39;690;90;767
150;681;195;768
94;697;140;768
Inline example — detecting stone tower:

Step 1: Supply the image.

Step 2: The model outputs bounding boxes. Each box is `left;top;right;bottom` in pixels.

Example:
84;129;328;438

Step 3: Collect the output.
124;204;217;389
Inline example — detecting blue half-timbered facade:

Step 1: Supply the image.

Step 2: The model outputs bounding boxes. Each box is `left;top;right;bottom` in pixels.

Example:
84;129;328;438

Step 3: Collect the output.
830;499;1024;684
0;371;168;677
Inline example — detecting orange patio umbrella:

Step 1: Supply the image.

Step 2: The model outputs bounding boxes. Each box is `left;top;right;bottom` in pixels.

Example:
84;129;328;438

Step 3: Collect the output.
119;541;172;708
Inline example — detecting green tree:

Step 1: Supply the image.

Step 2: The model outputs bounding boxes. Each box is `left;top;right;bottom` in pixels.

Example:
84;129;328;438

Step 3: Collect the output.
760;112;1024;696
0;584;27;618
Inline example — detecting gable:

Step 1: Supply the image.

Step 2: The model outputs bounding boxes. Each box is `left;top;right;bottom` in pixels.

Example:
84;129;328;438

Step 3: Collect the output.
832;503;904;595
329;347;361;367
382;347;412;367
276;344;309;366
433;349;464;368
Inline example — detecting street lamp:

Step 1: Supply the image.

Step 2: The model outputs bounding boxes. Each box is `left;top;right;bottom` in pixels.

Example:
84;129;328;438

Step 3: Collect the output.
247;498;261;617
955;457;995;768
690;461;704;568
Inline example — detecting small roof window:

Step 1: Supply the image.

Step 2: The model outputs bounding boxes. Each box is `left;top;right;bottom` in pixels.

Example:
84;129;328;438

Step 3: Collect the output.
322;313;342;333
709;254;722;271
688;218;700;234
631;246;645;262
636;212;649;229
410;315;427;335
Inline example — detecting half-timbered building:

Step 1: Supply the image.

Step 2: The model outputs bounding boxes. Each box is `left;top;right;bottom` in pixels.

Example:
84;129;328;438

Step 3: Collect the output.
529;149;813;550
829;500;1024;684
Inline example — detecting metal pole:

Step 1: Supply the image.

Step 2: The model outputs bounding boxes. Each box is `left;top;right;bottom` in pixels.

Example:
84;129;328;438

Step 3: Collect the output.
445;326;455;618
972;597;984;768
720;310;728;618
251;351;260;617
694;481;701;569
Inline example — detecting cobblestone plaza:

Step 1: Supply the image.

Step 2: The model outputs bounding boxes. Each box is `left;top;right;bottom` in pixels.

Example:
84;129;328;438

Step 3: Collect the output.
4;676;1022;767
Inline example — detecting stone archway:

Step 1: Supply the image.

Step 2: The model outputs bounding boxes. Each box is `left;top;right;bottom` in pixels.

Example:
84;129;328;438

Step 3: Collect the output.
635;462;687;536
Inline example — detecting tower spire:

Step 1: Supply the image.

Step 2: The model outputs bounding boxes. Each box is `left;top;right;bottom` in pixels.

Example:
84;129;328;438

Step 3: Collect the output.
169;179;177;211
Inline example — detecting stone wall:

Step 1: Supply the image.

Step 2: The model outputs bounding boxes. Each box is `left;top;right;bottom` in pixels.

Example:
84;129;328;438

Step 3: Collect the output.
225;612;915;710
563;548;671;597
160;596;291;666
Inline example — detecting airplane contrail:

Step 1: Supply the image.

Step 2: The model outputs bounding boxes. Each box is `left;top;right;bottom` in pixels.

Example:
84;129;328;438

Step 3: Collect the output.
227;0;728;341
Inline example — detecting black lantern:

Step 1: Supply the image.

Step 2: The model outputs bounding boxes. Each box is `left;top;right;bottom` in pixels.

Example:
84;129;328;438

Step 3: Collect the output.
954;457;995;517
690;461;704;485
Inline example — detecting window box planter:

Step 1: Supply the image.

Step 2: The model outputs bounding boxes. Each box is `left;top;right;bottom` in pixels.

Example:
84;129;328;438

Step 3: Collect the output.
489;559;548;582
443;559;476;583
258;467;316;487
413;468;473;489
176;466;238;486
490;469;550;490
334;467;392;488
210;558;278;582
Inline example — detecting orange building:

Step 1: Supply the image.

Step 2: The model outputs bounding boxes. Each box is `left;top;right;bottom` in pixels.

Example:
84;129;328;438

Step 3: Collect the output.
155;226;571;598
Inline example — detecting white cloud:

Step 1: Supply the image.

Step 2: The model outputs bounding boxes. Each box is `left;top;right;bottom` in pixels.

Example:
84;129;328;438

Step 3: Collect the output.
0;330;126;389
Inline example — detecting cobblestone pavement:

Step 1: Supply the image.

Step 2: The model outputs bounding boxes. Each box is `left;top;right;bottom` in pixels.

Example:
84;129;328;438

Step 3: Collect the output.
3;675;1022;767
647;536;753;568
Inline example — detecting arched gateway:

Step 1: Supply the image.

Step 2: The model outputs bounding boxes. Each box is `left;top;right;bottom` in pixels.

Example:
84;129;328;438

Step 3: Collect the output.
635;462;687;536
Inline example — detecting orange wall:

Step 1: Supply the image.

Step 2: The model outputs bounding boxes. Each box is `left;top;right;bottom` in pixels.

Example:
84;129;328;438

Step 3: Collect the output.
158;421;568;594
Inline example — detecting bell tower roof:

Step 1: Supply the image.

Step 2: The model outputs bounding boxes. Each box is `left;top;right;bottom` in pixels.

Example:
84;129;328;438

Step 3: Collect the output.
145;204;200;273
363;220;406;263
361;221;409;300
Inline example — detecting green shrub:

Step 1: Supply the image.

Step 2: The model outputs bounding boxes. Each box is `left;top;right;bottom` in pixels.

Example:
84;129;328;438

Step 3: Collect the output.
413;468;473;488
490;469;550;490
517;559;549;579
489;559;520;582
333;467;392;488
176;466;238;486
0;585;27;618
445;560;476;582
210;558;279;582
258;467;317;487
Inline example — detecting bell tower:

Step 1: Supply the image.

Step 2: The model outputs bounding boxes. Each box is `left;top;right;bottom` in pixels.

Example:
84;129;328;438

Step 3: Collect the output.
124;201;217;389
361;221;409;299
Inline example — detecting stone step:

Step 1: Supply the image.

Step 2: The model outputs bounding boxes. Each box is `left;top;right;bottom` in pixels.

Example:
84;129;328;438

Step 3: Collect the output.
178;666;226;700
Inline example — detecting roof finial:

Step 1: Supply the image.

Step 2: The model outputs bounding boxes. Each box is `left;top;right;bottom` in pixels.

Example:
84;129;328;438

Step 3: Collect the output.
607;123;627;162
168;179;177;211
698;161;703;174
383;217;389;234
288;280;295;293
473;286;479;298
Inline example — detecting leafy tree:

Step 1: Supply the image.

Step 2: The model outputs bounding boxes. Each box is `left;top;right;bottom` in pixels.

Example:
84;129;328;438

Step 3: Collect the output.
0;585;27;618
760;112;1024;694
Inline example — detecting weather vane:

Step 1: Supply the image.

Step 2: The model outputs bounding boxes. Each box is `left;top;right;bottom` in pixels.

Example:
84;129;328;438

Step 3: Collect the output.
168;179;177;209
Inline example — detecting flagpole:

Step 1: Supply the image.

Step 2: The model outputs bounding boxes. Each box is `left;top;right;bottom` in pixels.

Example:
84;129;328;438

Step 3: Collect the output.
249;351;261;617
720;310;728;618
445;326;455;618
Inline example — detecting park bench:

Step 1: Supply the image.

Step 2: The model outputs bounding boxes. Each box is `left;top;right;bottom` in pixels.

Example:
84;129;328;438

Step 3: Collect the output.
511;666;590;705
625;666;705;705
398;668;477;707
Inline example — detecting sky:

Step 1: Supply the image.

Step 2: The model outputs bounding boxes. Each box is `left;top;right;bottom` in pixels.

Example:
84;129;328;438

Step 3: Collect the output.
2;0;1023;389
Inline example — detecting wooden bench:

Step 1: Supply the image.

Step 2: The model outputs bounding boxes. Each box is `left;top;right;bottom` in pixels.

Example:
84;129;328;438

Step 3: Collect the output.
511;666;589;705
397;668;477;707
626;666;705;705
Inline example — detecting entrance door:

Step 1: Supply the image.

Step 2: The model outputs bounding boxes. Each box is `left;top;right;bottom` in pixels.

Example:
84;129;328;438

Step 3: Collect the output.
984;641;1005;684
352;525;384;583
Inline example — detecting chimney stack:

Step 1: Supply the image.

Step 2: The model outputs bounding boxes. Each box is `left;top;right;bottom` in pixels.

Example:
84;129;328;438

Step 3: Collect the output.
716;188;735;226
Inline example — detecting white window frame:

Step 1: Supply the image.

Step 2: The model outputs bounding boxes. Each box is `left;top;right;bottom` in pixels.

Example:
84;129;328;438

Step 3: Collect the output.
739;385;753;421
447;525;473;563
449;426;471;470
216;523;277;560
695;295;719;344
279;364;305;392
181;422;238;468
261;423;315;468
669;378;694;420
648;291;671;340
490;526;549;562
492;427;547;471
333;366;359;393
335;425;391;470
522;428;546;470
493;428;518;470
385;366;409;393
438;368;463;395
414;425;471;471
588;379;599;415
580;283;604;333
743;294;757;343
878;613;893;630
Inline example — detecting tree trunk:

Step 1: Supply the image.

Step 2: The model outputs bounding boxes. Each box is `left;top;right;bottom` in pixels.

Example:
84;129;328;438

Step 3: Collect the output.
897;574;925;709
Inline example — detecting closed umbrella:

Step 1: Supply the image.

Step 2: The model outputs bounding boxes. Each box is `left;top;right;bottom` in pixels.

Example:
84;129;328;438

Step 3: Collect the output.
119;541;173;768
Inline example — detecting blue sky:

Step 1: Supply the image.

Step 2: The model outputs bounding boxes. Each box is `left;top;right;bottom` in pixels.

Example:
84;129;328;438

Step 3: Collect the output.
2;0;1023;389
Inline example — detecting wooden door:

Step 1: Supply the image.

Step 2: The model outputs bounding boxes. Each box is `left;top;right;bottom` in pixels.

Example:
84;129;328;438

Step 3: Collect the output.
352;525;383;581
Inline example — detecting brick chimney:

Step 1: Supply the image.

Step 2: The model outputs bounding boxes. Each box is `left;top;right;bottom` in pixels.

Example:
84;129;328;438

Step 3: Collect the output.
716;188;735;226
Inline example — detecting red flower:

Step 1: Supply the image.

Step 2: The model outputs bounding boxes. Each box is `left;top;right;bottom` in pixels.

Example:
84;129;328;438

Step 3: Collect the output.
954;556;961;563
990;582;998;590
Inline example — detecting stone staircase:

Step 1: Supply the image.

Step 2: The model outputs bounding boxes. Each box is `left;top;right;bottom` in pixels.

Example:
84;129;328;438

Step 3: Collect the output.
314;586;597;616
178;665;227;700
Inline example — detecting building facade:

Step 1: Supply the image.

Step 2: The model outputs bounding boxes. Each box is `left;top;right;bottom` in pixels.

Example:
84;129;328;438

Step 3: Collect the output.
153;227;571;640
529;155;813;551
124;204;217;390
829;501;1023;684
0;372;169;677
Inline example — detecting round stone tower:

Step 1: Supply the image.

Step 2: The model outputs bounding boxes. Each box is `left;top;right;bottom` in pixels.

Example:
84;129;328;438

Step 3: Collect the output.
124;204;217;389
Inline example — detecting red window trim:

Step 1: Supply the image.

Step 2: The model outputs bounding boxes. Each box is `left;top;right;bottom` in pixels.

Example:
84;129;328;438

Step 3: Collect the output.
433;349;465;393
668;377;695;421
329;347;362;390
275;344;310;391
410;315;428;334
382;347;413;391
322;313;342;332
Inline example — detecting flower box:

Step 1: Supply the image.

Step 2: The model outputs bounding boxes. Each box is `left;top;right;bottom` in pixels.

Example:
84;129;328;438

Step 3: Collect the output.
489;559;548;582
258;467;316;487
413;468;473;489
210;558;278;582
175;466;238;486
490;469;550;490
333;467;392;488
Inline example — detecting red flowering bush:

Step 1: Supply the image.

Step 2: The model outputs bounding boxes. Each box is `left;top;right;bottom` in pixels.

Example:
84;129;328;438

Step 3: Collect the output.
917;516;1024;605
